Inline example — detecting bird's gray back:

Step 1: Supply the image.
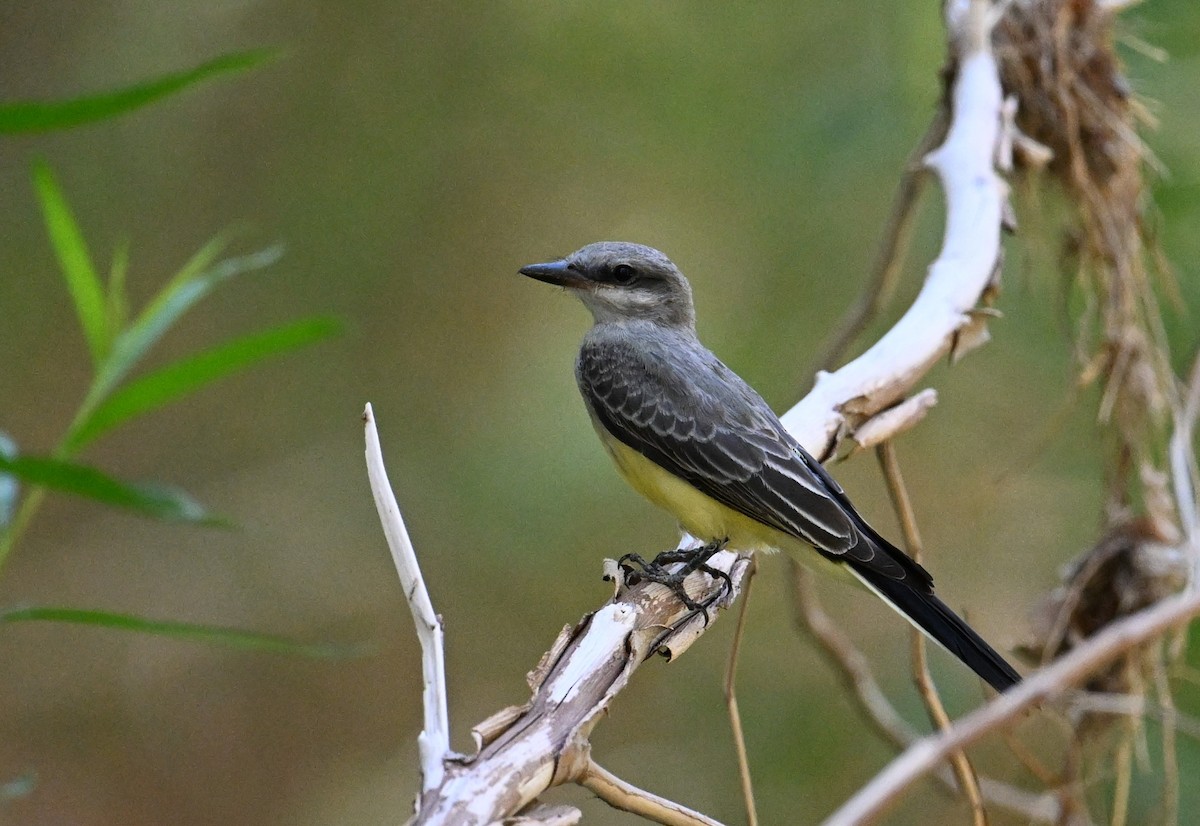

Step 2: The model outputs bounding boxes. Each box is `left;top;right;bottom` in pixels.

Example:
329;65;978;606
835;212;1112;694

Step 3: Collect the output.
578;322;775;434
575;321;871;556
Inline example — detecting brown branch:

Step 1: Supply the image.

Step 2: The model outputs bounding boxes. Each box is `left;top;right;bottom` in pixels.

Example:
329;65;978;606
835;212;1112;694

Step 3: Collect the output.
723;557;760;826
789;562;915;750
823;589;1200;826
1111;727;1132;826
790;558;1062;823
1154;656;1180;826
580;761;725;826
877;442;987;826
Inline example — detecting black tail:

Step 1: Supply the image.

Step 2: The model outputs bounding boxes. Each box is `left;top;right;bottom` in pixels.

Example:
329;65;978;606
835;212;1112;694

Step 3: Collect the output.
850;560;1022;693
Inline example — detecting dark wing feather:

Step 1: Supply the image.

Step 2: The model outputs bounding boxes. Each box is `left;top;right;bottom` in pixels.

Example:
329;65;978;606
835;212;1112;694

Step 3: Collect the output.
577;334;1021;692
578;338;920;582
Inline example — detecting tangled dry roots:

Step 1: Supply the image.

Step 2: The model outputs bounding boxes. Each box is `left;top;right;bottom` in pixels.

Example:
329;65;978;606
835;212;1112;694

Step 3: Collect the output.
995;0;1185;710
995;0;1175;524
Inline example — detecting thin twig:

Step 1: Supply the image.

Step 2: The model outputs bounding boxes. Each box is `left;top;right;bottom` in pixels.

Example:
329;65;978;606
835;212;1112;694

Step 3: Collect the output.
877;442;987;826
723;556;759;826
823;589;1200;826
1110;728;1132;826
789;559;1060;822
1154;655;1179;826
580;760;725;826
1000;727;1059;789
789;561;916;749
1170;351;1200;588
1067;691;1200;742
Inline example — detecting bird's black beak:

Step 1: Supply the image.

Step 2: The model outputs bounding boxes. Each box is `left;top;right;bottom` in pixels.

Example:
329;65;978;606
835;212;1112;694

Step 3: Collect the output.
519;259;589;289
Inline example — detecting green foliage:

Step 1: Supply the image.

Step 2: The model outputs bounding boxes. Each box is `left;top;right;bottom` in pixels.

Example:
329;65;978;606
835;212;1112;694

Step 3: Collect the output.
0;607;362;658
0;454;215;524
70;315;340;452
0;50;278;134
61;241;294;451
0;165;337;567
0;48;347;661
32;161;111;366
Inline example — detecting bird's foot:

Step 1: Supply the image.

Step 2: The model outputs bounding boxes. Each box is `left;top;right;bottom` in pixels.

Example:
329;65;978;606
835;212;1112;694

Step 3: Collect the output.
618;539;731;621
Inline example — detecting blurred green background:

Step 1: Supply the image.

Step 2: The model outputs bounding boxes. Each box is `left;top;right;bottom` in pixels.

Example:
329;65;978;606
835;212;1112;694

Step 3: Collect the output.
3;2;1200;824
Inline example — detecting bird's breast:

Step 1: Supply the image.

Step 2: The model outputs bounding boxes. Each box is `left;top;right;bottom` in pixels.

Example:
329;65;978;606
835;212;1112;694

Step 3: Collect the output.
587;414;774;550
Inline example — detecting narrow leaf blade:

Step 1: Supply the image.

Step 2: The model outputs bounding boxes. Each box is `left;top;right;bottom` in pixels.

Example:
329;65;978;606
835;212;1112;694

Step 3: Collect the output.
71;316;340;449
0;454;213;523
0;606;360;658
33;160;109;365
85;242;284;411
0;50;278;134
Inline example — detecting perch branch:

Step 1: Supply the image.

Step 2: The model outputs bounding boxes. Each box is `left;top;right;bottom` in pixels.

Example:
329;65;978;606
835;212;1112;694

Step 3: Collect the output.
389;0;1024;822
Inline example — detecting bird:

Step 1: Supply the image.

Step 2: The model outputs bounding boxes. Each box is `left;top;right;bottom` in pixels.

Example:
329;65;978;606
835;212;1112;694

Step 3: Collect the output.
519;240;1021;693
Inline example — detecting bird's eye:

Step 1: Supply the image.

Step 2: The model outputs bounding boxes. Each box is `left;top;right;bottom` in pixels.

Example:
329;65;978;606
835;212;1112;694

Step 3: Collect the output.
611;263;638;284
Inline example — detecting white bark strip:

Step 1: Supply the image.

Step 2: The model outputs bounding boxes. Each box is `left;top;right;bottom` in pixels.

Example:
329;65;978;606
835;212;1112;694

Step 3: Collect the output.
782;4;1005;457
364;404;450;792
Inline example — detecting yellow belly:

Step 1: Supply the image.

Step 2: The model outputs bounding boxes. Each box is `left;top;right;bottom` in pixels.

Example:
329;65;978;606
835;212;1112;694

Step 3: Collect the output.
600;428;783;552
596;426;857;584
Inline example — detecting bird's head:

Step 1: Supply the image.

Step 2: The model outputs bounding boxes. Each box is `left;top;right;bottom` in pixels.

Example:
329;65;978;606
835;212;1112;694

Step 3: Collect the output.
520;241;695;329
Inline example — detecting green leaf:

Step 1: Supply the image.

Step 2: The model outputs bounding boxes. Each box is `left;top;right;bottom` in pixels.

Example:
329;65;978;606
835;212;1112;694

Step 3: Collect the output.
0;50;279;134
33;160;109;365
0;454;214;523
0;606;362;658
69;316;340;450
81;241;284;419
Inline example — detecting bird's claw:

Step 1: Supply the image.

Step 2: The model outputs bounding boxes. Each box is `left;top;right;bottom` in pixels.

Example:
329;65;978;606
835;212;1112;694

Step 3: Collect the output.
617;539;731;622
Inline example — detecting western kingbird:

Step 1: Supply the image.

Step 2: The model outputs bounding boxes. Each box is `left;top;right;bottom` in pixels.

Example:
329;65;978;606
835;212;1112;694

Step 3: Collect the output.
520;241;1020;692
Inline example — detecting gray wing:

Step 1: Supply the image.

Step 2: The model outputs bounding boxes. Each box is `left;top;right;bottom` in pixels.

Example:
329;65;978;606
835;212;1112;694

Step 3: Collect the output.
578;338;919;581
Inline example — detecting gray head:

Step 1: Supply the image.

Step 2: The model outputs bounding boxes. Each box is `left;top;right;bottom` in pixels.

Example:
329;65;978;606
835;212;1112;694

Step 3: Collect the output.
519;241;695;329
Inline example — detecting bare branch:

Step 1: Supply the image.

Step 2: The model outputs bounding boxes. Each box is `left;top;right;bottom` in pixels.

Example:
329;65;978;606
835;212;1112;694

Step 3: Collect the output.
1154;658;1179;826
722;558;760;826
1171;352;1200;586
363;403;450;792
410;553;752;824
823;589;1200;826
877;443;987;826
580;761;725;826
789;562;916;749
781;0;1006;458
